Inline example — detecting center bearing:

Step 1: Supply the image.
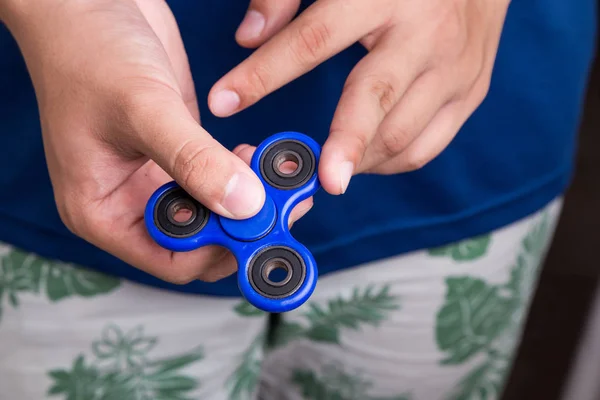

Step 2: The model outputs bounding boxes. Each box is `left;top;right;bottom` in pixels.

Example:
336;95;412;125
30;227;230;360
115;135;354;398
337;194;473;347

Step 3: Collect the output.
248;246;306;299
219;195;277;242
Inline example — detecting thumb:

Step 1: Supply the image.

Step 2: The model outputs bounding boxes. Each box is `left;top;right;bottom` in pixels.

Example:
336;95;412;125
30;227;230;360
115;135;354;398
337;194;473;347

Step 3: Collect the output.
129;92;265;219
236;0;301;48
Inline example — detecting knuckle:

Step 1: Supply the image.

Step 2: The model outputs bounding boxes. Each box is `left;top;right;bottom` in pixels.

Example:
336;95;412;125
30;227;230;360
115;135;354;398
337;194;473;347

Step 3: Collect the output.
378;128;409;158
291;21;331;66
367;78;397;114
161;268;198;285
368;163;397;175
244;65;271;103
172;141;223;200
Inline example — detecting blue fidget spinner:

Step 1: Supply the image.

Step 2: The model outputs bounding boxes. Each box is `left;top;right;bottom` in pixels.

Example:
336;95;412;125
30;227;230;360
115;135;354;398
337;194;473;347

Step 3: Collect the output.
145;132;321;313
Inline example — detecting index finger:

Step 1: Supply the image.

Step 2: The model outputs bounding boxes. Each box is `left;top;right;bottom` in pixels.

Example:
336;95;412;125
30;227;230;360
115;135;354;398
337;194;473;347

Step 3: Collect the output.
208;0;384;117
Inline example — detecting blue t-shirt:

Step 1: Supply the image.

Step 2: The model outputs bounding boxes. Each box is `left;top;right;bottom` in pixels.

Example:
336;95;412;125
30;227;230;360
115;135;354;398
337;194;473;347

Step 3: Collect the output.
0;0;596;297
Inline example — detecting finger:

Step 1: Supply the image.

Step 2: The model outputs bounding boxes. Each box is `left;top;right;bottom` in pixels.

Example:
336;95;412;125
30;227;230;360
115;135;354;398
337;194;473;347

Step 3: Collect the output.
136;0;200;122
233;143;314;225
123;162;233;283
233;143;255;164
288;198;314;228
365;12;501;176
67;160;232;284
319;35;428;194
368;31;498;175
195;251;238;282
151;191;310;283
357;71;452;173
236;0;301;48
367;100;463;174
163;199;315;284
208;0;388;117
124;90;265;220
173;138;314;281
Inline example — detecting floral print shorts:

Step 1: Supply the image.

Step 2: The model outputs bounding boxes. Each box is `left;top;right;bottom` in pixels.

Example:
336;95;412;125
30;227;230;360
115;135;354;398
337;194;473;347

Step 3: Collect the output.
0;198;562;400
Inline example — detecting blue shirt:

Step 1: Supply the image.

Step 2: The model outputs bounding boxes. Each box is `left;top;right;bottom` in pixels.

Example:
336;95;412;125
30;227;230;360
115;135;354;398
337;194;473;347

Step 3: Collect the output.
0;0;596;296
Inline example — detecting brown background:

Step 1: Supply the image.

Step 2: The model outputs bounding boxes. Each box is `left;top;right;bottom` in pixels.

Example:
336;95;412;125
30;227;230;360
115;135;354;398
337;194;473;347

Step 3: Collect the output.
501;14;600;400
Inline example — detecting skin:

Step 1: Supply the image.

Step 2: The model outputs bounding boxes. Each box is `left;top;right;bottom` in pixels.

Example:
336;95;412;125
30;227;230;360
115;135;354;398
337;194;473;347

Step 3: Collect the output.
209;0;511;193
0;0;510;284
0;0;312;284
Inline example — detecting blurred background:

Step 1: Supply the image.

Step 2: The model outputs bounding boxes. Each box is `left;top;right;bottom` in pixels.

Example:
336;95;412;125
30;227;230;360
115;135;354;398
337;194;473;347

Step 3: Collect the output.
500;16;600;400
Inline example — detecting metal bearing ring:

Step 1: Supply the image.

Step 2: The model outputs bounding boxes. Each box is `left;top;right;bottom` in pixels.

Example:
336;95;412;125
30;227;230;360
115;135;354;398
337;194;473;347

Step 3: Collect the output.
259;139;316;190
153;186;210;237
248;246;306;299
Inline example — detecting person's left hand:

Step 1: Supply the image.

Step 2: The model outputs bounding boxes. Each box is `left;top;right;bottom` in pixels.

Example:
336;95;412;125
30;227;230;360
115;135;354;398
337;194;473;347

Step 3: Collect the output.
207;0;510;194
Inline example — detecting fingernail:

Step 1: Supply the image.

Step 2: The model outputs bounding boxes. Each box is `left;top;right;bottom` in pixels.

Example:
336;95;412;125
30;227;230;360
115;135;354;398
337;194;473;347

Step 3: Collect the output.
237;10;266;40
222;172;264;218
211;89;240;117
339;161;354;194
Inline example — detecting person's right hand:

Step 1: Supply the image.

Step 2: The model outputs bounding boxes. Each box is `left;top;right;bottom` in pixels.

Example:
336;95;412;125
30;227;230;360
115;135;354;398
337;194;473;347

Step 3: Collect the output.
0;0;313;283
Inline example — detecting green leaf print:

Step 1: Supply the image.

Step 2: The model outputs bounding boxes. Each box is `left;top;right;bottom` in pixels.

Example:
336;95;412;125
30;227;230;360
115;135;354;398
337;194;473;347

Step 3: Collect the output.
436;277;514;365
446;360;504;400
30;260;121;302
269;321;305;349
292;364;411;400
229;285;402;397
227;334;265;400
428;235;492;262
0;248;121;325
292;370;333;400
142;349;204;400
149;351;205;375
303;286;400;345
0;249;40;321
264;284;401;349
504;254;526;300
228;300;269;399
522;212;549;256
233;300;265;317
47;324;203;400
48;356;103;400
437;214;551;399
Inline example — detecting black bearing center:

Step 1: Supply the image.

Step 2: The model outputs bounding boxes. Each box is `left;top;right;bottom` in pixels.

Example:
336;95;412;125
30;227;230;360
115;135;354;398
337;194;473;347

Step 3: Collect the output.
249;246;305;299
154;186;210;237
260;140;315;190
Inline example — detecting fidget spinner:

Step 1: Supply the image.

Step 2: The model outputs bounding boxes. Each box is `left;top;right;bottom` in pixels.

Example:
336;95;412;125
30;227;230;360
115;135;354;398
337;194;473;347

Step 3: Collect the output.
145;132;321;313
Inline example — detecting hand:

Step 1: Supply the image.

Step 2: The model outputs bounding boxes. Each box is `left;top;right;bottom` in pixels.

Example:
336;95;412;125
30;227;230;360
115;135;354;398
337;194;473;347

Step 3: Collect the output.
208;0;510;194
2;0;312;283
